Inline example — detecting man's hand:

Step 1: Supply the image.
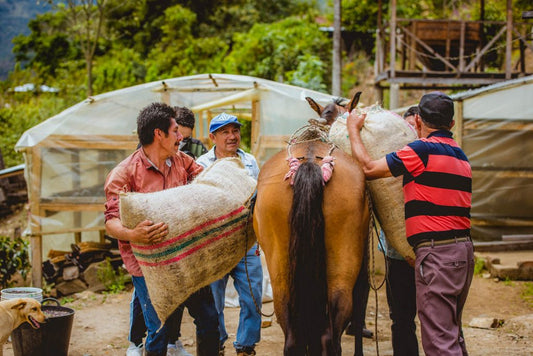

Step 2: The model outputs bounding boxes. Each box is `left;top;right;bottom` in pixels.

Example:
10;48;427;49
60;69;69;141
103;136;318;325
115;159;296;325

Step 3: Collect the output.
105;217;168;244
347;110;367;133
130;220;168;244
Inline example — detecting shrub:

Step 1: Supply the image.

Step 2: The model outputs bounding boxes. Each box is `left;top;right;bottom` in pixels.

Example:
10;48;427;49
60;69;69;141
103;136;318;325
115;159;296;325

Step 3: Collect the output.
0;236;31;289
97;257;127;294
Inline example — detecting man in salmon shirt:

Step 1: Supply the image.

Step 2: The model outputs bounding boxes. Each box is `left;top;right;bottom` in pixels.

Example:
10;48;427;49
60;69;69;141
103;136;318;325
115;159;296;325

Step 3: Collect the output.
104;102;219;356
346;92;474;356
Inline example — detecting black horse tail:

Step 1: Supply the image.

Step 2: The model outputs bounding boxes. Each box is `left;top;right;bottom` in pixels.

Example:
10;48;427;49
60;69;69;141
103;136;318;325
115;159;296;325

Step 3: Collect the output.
288;160;328;354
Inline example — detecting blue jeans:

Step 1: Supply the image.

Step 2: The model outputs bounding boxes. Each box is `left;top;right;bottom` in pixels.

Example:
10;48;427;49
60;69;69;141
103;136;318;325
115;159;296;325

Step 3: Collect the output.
210;243;263;350
130;280;219;352
131;276;169;355
129;290;184;346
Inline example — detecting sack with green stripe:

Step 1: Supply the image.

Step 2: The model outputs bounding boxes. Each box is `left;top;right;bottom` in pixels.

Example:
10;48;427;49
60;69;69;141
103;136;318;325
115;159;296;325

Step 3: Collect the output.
119;157;257;323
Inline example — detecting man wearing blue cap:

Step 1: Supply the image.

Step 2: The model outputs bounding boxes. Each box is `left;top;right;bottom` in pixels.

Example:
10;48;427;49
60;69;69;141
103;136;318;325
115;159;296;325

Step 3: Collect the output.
196;113;262;356
346;92;474;356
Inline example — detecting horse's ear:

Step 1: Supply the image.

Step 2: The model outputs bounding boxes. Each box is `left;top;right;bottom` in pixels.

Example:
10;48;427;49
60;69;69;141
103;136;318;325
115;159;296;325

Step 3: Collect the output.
347;91;362;112
305;97;324;116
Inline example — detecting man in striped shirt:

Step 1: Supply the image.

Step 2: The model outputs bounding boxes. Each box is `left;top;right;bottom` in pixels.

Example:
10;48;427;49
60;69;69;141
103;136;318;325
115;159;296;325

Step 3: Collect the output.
346;92;474;355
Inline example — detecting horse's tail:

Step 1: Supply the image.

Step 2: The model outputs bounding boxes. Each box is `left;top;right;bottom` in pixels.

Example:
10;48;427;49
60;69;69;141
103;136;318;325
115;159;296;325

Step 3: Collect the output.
288;159;328;353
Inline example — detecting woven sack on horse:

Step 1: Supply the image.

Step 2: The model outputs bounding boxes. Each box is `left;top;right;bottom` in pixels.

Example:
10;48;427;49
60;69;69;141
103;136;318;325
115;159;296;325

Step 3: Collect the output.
119;157;257;323
329;105;417;264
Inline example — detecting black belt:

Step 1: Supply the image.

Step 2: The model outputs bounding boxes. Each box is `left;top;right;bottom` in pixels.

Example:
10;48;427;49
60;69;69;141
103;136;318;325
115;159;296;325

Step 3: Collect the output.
415;236;470;249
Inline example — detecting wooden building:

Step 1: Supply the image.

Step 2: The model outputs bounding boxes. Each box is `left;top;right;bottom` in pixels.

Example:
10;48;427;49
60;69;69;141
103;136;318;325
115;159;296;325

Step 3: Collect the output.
375;0;533;108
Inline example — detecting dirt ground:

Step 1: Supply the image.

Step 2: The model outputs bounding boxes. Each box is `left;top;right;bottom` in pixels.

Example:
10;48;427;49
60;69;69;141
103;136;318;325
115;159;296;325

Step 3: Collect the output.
1;206;532;355
2;264;532;355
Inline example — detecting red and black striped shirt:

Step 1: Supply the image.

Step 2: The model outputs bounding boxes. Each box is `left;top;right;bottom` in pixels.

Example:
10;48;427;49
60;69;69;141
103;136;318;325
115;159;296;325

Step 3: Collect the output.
386;130;472;247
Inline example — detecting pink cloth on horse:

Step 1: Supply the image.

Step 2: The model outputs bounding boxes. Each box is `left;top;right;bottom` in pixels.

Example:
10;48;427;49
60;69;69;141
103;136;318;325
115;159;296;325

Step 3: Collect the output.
284;156;335;185
284;157;301;185
321;156;335;184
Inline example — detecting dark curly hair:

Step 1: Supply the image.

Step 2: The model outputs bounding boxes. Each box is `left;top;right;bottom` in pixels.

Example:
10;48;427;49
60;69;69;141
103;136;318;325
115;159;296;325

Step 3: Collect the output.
174;106;195;128
137;102;176;146
403;106;420;119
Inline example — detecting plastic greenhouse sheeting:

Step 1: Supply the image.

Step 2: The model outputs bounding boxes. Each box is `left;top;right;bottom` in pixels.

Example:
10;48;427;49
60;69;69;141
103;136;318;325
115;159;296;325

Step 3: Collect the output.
15;74;339;257
452;75;533;241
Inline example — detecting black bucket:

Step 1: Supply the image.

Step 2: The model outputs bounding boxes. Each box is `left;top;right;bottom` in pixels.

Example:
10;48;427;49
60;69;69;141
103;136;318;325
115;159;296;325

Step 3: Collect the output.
11;298;75;356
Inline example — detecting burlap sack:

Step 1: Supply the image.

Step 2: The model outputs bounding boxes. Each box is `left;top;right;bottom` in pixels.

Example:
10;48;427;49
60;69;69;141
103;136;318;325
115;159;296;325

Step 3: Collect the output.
119;157;257;323
329;106;417;263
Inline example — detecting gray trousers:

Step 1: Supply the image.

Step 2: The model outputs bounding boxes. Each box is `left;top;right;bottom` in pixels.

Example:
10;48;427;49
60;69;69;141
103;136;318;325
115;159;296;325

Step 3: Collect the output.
415;240;474;356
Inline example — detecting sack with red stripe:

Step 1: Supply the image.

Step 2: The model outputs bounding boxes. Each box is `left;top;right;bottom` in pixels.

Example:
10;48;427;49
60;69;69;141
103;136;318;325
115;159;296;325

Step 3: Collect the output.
119;157;257;323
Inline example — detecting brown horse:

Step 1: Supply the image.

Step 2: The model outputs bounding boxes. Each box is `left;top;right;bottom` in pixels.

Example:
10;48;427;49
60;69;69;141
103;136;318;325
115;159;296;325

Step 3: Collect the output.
253;127;369;355
305;92;361;125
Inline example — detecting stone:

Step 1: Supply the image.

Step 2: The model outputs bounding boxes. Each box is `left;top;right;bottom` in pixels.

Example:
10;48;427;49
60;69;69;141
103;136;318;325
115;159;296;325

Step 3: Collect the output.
82;261;106;293
56;278;88;296
469;317;504;329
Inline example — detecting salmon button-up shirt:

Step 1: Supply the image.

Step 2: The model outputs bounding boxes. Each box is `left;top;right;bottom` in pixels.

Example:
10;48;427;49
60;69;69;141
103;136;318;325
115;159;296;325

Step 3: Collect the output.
104;148;203;276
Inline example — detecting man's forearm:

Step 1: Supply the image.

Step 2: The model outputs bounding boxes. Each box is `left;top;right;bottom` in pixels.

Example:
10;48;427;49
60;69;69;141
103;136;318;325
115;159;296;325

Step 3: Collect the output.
105;218;132;241
348;127;373;169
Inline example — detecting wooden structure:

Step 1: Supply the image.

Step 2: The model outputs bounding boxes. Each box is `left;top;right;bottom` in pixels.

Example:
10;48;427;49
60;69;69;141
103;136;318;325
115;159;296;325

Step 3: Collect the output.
0;164;27;215
375;0;533;108
15;74;337;286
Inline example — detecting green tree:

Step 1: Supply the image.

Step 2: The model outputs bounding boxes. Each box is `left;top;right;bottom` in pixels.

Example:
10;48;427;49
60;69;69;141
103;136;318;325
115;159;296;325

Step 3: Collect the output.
286;54;328;92
144;4;228;80
225;16;331;86
12;11;75;79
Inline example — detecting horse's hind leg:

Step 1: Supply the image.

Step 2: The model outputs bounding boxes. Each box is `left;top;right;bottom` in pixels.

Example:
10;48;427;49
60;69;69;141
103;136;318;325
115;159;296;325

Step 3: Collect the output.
352;248;370;356
284;328;306;356
325;289;353;356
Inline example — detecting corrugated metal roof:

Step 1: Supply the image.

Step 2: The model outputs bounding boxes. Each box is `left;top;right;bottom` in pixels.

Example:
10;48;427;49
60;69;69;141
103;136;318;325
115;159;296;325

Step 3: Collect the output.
452;75;533;100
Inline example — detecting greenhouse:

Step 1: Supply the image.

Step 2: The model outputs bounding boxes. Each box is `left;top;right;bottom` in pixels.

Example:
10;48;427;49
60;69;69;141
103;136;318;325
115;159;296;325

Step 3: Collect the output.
15;73;338;285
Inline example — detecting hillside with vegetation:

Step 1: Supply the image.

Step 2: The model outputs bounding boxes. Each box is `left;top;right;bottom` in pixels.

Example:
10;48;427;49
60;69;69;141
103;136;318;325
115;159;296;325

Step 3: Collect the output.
0;0;531;167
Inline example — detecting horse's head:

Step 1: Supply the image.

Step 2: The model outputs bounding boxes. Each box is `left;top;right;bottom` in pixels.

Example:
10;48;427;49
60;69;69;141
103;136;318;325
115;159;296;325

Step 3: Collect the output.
306;91;362;125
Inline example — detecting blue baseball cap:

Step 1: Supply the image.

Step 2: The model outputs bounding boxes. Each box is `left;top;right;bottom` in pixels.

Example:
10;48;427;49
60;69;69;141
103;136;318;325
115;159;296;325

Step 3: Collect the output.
209;113;242;133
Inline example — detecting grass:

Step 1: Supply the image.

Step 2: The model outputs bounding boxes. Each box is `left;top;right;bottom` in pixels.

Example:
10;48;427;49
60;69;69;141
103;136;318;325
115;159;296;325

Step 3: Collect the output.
474;256;486;275
521;282;533;308
502;277;514;286
60;296;74;304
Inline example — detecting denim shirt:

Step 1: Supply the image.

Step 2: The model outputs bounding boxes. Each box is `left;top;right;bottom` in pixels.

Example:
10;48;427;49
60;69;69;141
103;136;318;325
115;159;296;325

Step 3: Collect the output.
196;147;259;179
378;230;405;260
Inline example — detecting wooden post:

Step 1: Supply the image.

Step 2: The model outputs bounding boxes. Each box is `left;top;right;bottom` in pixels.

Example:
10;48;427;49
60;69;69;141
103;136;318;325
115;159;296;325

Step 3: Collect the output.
455;100;464;147
196;111;204;142
332;0;342;96
445;21;451;71
459;21;466;73
409;21;417;71
389;83;399;110
161;81;170;105
519;27;526;73
375;85;384;106
390;0;397;78
251;99;261;157
30;147;43;287
376;0;384;74
72;150;82;245
505;0;512;79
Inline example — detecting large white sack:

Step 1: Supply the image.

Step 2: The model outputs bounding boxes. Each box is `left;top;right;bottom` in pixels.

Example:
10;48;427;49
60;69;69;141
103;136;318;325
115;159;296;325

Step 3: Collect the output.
119;157;257;323
329;106;417;263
